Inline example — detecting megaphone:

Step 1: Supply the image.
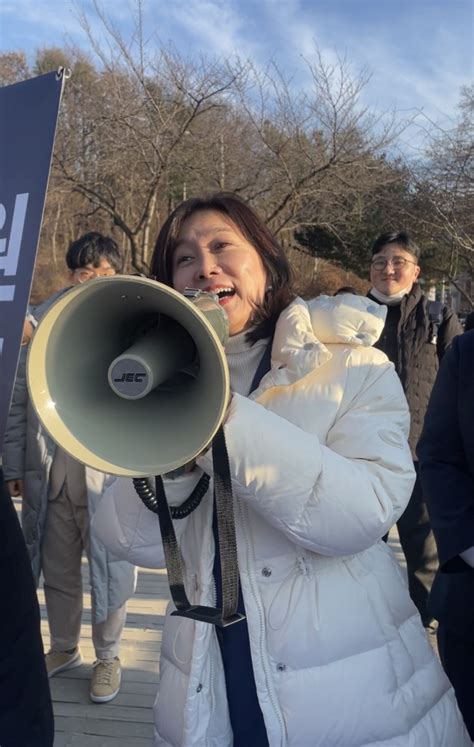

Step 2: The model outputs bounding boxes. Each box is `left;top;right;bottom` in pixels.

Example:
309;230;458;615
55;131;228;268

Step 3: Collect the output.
27;276;230;477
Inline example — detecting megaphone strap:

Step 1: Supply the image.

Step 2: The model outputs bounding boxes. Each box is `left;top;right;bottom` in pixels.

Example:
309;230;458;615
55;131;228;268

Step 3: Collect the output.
133;433;244;628
151;474;204;620
211;425;243;625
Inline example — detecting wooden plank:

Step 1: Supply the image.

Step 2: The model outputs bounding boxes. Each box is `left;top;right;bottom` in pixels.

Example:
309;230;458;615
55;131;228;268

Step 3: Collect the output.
54;716;154;739
49;681;155;708
54;734;151;747
51;666;160;685
54;702;154;724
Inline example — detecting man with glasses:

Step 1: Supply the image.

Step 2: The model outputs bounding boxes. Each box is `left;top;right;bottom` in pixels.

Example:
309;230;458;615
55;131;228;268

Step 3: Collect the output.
368;231;462;629
3;232;136;704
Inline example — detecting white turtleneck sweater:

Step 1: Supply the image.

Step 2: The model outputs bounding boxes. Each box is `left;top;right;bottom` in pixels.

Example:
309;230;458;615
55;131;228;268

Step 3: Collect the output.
225;330;270;396
166;331;270;479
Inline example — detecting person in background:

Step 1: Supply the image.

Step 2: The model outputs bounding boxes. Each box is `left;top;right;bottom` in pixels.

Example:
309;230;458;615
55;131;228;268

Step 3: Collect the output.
2;232;136;704
93;195;469;746
368;231;462;628
417;330;474;738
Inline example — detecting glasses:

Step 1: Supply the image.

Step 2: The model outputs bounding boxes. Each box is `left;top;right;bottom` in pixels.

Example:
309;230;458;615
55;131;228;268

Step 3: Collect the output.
74;267;116;283
371;256;418;272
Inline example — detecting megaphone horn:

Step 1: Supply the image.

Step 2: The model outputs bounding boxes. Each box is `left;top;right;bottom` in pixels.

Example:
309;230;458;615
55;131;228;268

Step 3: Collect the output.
27;276;230;477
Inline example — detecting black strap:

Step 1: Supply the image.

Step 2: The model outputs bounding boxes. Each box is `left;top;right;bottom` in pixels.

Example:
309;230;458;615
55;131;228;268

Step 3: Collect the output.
249;338;273;395
211;336;274;619
138;335;273;627
152;475;189;612
151;466;243;627
211;426;241;622
145;429;244;626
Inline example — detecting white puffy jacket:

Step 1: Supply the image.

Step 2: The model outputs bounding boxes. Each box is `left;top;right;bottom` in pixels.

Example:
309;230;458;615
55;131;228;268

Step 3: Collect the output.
93;295;470;747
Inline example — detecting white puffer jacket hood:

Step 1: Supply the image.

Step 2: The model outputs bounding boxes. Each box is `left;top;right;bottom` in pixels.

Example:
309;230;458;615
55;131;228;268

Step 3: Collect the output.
93;296;469;747
309;293;387;346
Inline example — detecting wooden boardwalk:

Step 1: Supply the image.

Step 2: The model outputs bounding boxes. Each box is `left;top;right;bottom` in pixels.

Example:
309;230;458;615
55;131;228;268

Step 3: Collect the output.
40;561;169;747
41;562;169;747
15;497;415;746
9;496;169;747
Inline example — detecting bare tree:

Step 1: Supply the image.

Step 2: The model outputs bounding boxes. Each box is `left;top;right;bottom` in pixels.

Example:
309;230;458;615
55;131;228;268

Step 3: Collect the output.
50;2;242;272
231;48;411;245
2;4;437;303
403;86;474;305
0;51;29;85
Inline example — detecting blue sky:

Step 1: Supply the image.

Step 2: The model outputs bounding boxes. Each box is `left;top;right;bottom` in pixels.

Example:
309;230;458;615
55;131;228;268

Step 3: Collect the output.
1;0;473;137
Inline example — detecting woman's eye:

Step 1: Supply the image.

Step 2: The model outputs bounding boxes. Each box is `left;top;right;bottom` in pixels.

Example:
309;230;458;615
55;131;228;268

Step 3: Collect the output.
214;241;230;251
175;255;193;266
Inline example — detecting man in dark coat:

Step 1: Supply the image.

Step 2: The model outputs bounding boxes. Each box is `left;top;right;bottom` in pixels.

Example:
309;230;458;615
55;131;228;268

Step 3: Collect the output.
0;465;54;746
368;231;462;626
417;331;474;738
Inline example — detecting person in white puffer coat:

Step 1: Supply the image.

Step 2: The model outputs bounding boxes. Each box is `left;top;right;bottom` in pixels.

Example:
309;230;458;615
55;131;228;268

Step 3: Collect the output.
93;194;470;747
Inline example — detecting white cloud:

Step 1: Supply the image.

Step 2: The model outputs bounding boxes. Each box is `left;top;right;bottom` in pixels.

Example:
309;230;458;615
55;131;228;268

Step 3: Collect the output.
159;0;259;60
8;0;91;35
257;0;471;124
1;0;471;129
0;0;143;53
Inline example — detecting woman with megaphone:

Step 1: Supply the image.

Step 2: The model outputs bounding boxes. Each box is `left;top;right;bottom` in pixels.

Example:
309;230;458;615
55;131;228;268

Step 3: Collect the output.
93;194;469;746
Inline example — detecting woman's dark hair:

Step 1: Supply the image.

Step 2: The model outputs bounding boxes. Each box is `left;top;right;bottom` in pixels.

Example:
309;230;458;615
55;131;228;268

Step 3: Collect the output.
334;286;358;296
371;231;421;261
150;193;295;341
66;232;123;272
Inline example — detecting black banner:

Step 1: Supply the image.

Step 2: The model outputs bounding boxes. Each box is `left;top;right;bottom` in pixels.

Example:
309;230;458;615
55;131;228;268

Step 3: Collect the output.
0;70;66;451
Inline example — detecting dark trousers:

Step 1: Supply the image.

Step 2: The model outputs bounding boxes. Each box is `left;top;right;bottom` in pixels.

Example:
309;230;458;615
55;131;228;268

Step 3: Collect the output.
397;465;438;626
437;623;474;739
0;468;55;746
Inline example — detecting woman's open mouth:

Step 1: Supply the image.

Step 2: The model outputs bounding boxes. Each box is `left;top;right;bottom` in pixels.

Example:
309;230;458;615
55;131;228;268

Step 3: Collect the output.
215;287;236;304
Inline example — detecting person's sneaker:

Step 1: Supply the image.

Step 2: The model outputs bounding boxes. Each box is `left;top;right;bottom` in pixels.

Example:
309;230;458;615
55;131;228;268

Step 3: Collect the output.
45;648;82;677
90;657;121;703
